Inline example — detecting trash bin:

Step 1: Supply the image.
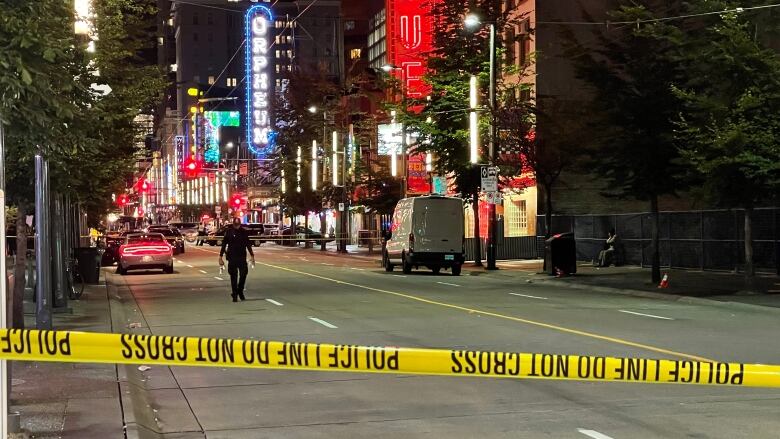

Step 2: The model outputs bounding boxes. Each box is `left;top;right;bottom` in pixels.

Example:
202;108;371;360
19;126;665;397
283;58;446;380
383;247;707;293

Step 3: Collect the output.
76;247;102;284
544;232;577;275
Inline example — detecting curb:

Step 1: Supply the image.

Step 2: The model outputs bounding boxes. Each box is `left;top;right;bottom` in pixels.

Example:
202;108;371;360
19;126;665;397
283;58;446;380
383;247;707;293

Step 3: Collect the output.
534;277;780;314
106;271;203;439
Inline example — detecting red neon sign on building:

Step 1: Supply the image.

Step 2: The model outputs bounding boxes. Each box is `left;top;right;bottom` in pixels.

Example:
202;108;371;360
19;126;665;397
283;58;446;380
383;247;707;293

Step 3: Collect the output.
387;0;434;99
387;0;434;194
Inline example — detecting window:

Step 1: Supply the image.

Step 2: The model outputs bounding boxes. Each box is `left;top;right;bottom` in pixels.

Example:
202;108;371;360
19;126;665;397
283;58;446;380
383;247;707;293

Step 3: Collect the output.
350;48;362;59
193;32;198;42
505;199;528;237
157;36;164;46
207;33;213;42
226;77;237;87
208;76;215;85
192;13;199;25
345;20;356;31
207;13;213;25
505;26;516;66
169;63;177;72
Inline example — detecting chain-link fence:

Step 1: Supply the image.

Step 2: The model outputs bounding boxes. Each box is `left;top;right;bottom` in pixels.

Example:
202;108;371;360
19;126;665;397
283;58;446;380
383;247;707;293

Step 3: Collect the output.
537;208;780;274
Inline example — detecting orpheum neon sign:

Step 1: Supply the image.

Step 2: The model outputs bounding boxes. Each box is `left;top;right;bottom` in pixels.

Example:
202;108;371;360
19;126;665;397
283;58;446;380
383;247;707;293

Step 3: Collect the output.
245;5;274;157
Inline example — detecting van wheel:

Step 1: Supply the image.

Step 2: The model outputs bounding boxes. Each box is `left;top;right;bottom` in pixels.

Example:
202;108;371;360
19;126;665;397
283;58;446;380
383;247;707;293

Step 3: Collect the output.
402;253;412;274
431;266;441;274
383;252;394;272
451;264;462;276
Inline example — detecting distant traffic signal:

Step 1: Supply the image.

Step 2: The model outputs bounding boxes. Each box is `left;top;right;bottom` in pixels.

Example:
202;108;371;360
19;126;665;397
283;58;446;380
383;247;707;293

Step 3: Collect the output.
183;157;202;179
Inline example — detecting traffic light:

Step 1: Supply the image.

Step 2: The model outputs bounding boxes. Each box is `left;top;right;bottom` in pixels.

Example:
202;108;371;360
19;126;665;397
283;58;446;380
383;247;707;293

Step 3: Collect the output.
116;194;129;207
138;178;151;193
183;157;202;179
230;194;244;210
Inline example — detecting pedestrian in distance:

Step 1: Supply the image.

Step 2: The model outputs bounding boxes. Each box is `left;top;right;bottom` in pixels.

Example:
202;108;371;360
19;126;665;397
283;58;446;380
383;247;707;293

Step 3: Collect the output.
219;217;255;302
196;222;206;246
595;228;618;267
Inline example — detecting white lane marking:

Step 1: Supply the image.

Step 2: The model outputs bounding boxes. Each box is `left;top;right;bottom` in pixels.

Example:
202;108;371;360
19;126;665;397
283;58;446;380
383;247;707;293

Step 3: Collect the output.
214;276;224;281
350;267;365;271
393;274;407;278
509;292;548;300
577;429;615;439
619;310;674;321
198;269;208;274
321;263;335;266
436;281;461;287
186;264;194;268
265;299;283;306
308;317;338;329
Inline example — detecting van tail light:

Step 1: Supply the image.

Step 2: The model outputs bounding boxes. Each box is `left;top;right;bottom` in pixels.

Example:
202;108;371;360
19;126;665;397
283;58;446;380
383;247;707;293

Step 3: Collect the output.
409;233;414;252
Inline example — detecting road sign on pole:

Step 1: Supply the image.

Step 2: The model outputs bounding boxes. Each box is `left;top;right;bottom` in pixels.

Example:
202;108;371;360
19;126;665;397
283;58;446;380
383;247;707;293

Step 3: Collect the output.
480;165;498;192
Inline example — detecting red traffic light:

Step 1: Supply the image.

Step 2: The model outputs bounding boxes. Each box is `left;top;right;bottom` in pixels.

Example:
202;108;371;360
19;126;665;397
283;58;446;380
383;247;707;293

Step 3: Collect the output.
183;157;202;178
116;194;129;207
230;194;243;208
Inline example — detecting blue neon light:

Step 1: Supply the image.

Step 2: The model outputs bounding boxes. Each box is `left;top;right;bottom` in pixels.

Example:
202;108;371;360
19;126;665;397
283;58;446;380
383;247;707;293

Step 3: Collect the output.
245;5;275;158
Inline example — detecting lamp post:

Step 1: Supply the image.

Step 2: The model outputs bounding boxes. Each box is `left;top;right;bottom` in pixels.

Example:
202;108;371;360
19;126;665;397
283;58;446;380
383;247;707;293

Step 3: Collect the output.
465;14;499;270
308;106;329;251
382;64;408;199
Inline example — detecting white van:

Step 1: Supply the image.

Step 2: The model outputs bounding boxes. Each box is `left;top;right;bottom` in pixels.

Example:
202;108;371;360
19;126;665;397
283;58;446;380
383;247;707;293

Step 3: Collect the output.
383;195;465;276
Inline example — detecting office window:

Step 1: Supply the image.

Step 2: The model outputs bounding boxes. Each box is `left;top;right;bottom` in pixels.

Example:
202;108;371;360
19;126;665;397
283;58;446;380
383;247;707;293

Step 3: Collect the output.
208;76;215;85
207;13;213;25
276;49;281;58
193;33;198;42
350;48;362;59
505;199;528;237
193;13;199;25
276;64;281;73
157;36;164;46
226;77;237;87
207;33;213;42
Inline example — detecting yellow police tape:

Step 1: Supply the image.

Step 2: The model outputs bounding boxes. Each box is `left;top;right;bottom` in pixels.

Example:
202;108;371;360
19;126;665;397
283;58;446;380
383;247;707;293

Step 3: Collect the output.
1;328;779;387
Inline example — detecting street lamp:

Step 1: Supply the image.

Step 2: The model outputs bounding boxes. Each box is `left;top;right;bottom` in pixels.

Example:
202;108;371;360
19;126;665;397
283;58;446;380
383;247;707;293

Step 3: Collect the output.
465;13;499;270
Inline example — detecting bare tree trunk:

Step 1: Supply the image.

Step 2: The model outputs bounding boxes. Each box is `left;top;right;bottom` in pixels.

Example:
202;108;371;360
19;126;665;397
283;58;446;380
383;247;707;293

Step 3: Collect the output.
304;211;311;248
650;196;661;284
319;211;326;251
472;191;482;266
367;212;374;254
744;206;755;291
544;183;553;239
12;203;27;328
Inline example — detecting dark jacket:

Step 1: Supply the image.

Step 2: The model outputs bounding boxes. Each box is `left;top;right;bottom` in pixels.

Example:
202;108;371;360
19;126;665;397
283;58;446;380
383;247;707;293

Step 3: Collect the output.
220;227;254;262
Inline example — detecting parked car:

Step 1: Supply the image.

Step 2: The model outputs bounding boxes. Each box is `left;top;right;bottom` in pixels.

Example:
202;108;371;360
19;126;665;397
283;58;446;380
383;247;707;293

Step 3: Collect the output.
117;233;174;275
102;230;137;266
384;195;465;276
168;222;199;243
245;223;265;246
147;226;185;254
276;226;332;246
261;224;280;243
206;225;231;246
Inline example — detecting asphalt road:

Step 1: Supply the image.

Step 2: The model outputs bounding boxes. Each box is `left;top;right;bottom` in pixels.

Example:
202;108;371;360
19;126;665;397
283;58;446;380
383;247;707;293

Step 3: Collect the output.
106;243;780;439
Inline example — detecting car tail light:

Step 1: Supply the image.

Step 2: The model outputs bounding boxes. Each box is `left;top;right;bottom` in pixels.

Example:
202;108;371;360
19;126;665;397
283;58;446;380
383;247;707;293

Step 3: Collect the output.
409;233;414;252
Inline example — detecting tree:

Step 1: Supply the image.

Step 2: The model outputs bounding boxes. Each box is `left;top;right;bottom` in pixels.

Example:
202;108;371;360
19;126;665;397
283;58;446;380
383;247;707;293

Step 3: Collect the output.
567;2;689;283
673;11;780;288
400;0;524;265
0;0;165;327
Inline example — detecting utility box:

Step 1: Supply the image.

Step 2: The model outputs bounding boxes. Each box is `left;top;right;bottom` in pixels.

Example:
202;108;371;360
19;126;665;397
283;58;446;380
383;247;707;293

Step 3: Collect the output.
544;232;577;275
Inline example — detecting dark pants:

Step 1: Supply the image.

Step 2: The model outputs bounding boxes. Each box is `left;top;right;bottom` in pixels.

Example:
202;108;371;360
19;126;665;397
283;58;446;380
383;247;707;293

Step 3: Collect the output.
227;260;248;297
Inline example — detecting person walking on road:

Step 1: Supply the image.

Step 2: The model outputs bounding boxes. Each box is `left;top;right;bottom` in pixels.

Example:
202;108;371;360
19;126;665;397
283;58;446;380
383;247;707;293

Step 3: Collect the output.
219;217;255;302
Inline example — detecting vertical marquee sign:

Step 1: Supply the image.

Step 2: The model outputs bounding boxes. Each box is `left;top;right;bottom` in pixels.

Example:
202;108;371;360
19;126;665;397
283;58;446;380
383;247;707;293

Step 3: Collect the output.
245;5;274;158
387;0;434;193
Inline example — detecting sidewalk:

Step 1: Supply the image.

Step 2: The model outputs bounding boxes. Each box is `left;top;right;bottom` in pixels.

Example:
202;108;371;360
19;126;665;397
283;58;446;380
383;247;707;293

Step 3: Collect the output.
9;282;124;438
286;242;780;309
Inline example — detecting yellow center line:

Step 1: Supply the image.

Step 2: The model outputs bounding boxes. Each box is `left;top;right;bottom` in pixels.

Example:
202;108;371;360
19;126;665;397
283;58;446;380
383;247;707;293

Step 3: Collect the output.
189;246;713;362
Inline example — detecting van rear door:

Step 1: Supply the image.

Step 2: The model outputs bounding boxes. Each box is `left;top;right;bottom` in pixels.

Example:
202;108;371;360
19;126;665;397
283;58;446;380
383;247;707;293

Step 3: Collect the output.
413;197;464;254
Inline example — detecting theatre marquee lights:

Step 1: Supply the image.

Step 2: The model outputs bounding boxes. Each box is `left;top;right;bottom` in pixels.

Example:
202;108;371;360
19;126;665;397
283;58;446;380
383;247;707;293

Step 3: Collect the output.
245;5;274;157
